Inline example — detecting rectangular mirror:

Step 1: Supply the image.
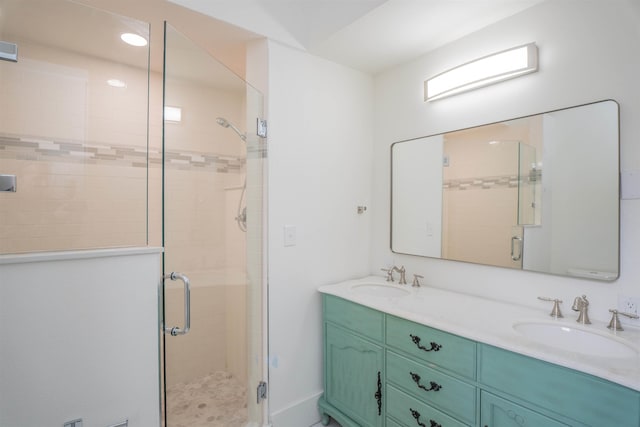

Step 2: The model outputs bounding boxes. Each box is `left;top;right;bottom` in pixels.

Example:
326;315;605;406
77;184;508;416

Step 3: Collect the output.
391;100;619;281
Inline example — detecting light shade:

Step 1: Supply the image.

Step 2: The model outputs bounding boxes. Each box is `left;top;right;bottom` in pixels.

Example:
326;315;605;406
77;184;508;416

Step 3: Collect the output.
425;43;538;101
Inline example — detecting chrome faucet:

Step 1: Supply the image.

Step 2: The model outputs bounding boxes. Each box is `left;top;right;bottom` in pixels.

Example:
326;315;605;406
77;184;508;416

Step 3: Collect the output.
572;295;591;324
393;266;407;285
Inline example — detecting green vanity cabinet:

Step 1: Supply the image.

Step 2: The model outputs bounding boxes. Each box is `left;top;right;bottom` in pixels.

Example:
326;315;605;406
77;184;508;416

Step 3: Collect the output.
386;384;469;427
320;296;385;427
478;344;640;427
386;351;476;425
320;295;476;427
480;392;570;427
320;294;640;427
386;315;476;380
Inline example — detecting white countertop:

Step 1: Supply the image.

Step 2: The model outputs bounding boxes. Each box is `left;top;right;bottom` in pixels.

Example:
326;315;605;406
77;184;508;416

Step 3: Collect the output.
318;276;640;392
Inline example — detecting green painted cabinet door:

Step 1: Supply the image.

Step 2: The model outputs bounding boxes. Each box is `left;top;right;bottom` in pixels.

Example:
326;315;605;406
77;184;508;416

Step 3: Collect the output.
325;323;384;427
481;392;570;427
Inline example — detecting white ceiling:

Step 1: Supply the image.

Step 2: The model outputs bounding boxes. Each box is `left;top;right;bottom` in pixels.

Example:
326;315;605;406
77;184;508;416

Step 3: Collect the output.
4;0;640;80
167;0;545;74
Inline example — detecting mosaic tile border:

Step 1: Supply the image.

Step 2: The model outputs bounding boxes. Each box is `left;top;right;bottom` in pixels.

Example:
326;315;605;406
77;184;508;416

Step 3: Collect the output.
0;133;266;173
444;169;541;191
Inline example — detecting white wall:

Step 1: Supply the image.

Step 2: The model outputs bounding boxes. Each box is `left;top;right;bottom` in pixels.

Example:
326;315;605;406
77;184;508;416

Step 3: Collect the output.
0;248;162;427
391;136;443;257
266;41;373;426
372;1;640;322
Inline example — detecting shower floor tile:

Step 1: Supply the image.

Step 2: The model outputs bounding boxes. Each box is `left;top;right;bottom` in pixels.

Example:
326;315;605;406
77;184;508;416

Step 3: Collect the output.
165;371;247;427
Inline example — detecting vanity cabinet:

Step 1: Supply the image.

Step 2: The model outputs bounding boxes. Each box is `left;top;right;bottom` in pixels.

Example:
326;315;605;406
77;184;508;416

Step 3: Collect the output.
385;316;477;427
324;324;384;427
479;344;640;426
320;295;640;427
320;296;385;427
480;392;569;427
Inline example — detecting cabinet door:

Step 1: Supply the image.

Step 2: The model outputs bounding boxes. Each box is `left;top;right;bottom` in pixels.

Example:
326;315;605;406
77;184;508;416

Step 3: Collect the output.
325;324;384;427
481;392;569;427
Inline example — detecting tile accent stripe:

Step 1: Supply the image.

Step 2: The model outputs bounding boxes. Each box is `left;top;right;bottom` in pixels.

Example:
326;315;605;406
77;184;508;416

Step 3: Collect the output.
444;169;541;191
0;133;256;173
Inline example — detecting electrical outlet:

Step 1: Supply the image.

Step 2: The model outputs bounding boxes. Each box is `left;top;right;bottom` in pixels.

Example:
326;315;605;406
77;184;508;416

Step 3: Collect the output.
618;295;640;320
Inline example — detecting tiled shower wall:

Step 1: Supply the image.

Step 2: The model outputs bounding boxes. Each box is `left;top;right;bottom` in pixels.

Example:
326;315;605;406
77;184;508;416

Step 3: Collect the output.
0;38;150;252
162;69;253;384
441;120;541;268
0;34;254;382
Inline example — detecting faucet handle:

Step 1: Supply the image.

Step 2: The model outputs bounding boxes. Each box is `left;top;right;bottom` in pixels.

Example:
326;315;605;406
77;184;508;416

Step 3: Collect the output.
538;296;563;318
381;268;395;282
396;265;407;285
412;274;424;288
608;309;639;331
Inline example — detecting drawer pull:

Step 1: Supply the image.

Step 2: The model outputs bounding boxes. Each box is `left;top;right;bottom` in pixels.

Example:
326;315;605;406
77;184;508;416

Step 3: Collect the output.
374;371;382;416
410;408;442;427
410;372;442;392
410;334;442;352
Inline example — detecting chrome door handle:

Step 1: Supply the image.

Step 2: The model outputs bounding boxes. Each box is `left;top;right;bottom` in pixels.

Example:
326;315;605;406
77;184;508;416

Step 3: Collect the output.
511;236;523;261
164;272;191;336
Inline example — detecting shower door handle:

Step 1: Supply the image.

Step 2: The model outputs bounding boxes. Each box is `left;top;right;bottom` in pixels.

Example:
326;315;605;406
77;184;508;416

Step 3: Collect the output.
511;236;523;261
163;272;191;336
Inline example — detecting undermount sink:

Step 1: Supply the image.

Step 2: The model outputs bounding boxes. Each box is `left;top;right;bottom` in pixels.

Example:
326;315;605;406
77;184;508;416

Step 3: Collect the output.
513;321;638;358
350;283;410;298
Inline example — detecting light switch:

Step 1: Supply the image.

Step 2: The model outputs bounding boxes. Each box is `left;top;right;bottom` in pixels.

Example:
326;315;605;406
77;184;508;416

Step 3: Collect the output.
283;225;296;247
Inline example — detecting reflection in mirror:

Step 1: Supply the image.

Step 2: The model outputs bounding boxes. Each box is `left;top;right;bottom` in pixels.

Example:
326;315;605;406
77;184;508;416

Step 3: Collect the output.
391;100;619;281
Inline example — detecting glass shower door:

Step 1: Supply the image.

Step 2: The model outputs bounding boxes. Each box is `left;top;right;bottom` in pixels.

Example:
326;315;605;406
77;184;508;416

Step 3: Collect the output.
162;23;266;427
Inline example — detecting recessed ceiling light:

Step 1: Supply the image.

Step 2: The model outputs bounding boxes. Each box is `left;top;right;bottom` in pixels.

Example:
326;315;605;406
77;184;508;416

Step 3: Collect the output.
164;106;182;123
107;79;127;88
121;33;148;47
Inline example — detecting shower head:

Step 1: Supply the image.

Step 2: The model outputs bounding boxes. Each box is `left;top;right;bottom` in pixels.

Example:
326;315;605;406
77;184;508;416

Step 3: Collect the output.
216;117;246;141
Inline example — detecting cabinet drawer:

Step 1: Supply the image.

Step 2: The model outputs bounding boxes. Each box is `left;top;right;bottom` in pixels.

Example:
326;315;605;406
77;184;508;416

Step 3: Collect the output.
481;391;569;427
324;295;384;342
479;344;640;427
387;384;469;427
386;315;476;379
387;351;476;425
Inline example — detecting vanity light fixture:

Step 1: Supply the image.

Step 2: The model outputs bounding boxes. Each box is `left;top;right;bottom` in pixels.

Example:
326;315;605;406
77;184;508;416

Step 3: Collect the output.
120;33;148;47
164;106;182;123
425;43;538;101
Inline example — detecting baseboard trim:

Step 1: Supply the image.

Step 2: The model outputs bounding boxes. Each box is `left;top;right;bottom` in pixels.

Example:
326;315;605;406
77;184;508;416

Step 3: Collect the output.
269;391;323;427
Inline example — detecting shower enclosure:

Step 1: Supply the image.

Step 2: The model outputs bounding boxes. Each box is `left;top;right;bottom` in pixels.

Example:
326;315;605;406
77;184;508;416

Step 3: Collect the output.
0;1;267;425
162;24;267;427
